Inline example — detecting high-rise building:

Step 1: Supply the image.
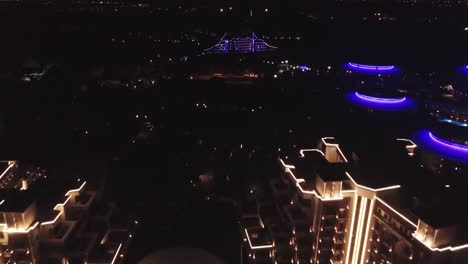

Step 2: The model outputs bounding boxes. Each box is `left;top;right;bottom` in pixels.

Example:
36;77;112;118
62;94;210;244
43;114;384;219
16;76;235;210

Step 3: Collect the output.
0;161;134;264
241;137;468;264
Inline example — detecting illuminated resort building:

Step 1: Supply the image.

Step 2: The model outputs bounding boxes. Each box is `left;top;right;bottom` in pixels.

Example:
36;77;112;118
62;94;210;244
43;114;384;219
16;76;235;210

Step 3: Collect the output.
204;33;277;54
241;137;468;264
0;161;134;264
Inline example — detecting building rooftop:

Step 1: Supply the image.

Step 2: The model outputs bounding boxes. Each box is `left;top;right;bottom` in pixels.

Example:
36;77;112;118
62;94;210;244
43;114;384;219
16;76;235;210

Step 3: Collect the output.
282;135;468;230
339;136;427;189
286;150;348;184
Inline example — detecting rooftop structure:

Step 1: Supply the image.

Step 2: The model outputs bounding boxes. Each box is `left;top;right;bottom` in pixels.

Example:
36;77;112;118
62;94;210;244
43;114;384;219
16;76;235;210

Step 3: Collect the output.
0;161;134;264
241;136;468;264
203;33;278;54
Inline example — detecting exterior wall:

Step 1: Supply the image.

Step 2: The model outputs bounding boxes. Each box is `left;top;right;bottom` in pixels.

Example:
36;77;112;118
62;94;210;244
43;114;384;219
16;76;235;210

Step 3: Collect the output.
365;200;416;264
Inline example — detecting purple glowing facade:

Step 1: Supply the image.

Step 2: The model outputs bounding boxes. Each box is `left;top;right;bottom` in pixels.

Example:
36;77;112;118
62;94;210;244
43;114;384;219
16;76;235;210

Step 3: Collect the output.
204;33;277;54
346;91;416;111
414;130;468;163
345;62;398;74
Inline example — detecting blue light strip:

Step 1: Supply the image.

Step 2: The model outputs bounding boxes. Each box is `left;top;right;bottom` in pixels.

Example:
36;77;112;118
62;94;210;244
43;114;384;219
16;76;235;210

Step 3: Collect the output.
440;118;468;127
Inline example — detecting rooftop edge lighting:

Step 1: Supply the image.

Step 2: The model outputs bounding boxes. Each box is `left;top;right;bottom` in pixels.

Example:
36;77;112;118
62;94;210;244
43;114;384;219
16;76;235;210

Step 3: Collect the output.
65;181;87;196
321;137;349;162
111;243;123;264
244;228;274;249
0;163;15;180
412;232;468;252
345;172;401;193
375;197;417;228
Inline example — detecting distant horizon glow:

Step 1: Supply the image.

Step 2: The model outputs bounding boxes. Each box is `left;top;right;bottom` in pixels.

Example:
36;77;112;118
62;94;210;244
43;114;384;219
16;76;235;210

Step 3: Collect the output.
414;130;468;163
346;91;415;111
345;62;398;74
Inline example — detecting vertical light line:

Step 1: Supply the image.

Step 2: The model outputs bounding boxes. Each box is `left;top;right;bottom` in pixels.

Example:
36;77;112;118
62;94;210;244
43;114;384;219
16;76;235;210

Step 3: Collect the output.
360;199;375;264
345;193;358;264
352;198;367;264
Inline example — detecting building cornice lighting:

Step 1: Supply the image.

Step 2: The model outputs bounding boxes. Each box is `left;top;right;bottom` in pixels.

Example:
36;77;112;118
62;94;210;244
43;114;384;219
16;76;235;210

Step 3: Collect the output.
280;159;344;201
65;181;87;196
54;196;71;211
244;228;274;249
0;163;14;180
396;138;417;149
3;221;39;234
412;233;468;252
41;211;62;226
321;137;349;162
299;149;325;157
111;243;123;264
346;172;401;192
375;197;416;228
